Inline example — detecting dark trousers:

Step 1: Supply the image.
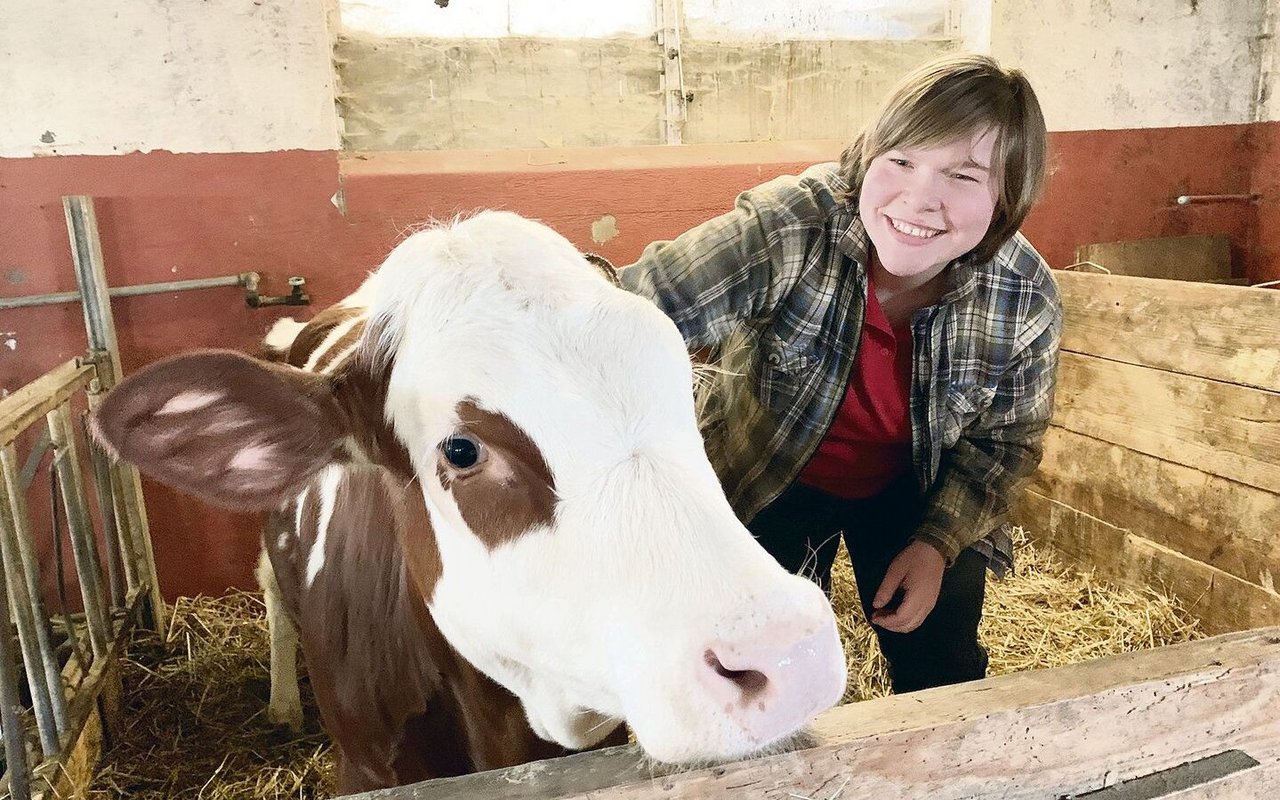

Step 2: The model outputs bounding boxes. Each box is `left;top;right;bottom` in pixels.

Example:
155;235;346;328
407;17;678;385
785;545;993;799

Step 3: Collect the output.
748;479;988;693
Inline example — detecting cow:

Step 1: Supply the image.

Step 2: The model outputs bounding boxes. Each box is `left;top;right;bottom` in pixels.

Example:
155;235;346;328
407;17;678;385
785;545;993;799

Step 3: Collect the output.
91;211;847;793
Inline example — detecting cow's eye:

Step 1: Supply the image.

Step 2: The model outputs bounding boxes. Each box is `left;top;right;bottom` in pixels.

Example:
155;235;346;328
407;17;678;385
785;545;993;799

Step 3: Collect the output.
439;434;484;471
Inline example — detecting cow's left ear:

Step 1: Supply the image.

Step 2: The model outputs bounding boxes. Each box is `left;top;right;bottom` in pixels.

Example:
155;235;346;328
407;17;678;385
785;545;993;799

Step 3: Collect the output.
91;350;345;511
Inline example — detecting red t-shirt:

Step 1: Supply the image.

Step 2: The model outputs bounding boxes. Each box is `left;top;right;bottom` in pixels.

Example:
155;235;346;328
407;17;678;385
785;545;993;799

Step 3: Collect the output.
797;278;913;499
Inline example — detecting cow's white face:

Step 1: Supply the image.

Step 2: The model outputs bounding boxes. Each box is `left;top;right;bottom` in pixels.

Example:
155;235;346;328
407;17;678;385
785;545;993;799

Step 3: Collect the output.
373;212;846;762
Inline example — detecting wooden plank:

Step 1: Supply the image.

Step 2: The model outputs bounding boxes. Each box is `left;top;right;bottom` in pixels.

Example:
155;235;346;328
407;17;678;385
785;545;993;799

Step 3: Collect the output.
0;360;94;448
1074;235;1232;283
345;629;1280;800
1055;271;1280;392
1028;426;1280;590
1054;352;1280;494
1010;490;1280;635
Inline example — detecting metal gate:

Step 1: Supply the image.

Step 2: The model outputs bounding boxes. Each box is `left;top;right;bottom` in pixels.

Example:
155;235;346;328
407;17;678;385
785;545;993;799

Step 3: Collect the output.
0;197;165;799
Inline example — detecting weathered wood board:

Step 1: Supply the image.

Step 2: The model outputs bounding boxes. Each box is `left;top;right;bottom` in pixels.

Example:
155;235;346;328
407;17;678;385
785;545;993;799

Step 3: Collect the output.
1055;271;1280;392
1011;490;1280;636
1053;351;1280;495
1074;235;1233;283
345;628;1280;800
1028;426;1280;590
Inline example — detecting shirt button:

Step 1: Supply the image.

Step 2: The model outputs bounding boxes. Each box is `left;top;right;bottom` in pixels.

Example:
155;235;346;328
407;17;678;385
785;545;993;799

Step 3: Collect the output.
881;347;891;357
767;352;782;366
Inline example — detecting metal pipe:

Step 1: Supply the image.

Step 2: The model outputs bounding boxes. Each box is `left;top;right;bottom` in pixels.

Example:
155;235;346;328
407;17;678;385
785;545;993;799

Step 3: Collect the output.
86;426;125;608
47;404;110;661
0;492;60;757
0;273;256;311
63;197;166;631
84;389;138;606
1174;193;1259;206
0;446;68;737
0;551;32;800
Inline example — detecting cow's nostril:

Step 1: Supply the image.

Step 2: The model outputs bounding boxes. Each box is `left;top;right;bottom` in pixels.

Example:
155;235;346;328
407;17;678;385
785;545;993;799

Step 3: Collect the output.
704;649;769;703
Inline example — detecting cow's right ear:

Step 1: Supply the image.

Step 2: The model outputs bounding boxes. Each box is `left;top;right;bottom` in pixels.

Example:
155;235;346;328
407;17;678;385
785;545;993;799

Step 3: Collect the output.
91;350;345;511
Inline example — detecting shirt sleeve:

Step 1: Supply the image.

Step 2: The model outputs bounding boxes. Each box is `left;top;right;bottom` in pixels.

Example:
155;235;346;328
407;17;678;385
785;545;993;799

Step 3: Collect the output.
618;173;829;351
913;295;1064;564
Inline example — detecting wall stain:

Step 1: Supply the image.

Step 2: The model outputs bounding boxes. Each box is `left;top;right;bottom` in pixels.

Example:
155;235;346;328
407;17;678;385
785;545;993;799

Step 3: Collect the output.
591;214;619;245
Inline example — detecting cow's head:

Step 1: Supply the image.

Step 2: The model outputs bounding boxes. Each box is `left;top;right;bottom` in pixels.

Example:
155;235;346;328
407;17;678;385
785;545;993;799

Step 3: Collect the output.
92;211;846;763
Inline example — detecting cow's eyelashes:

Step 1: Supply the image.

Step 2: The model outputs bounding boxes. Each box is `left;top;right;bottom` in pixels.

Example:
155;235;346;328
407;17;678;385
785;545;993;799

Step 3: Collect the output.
438;434;487;474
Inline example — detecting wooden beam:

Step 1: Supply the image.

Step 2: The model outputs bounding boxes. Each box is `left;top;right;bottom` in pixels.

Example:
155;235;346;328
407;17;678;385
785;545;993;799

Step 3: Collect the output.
1055;271;1280;392
344;629;1280;800
1054;351;1280;495
1028;426;1280;589
1073;235;1232;283
0;360;94;448
1011;490;1280;635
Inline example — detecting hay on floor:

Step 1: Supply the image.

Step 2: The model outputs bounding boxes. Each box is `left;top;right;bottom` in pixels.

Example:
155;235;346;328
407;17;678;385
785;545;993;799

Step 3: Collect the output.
85;593;334;800
831;526;1204;703
87;526;1202;798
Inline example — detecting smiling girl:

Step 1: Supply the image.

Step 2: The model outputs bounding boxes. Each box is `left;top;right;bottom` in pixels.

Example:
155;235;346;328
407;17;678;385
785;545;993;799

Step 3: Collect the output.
621;54;1062;693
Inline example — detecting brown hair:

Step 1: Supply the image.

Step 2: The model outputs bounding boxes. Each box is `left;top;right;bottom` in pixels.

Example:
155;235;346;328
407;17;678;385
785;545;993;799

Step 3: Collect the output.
838;53;1047;264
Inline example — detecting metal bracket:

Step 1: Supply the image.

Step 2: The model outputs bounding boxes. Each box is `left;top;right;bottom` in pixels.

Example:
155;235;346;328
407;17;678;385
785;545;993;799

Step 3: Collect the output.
244;274;310;308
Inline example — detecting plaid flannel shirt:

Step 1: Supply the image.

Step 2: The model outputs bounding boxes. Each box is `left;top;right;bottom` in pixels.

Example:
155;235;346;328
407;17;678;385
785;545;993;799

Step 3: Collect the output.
620;162;1062;574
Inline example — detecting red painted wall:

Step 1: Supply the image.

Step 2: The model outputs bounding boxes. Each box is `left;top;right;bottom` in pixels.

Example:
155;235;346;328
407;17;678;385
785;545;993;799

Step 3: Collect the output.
2;124;1275;599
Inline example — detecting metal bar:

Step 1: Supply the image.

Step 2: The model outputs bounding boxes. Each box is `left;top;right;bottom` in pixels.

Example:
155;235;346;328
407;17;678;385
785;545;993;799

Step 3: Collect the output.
85;431;124;608
0;273;255;311
0;446;68;737
17;428;50;493
118;461;162;630
63;196;165;632
62;198;120;383
0;548;32;800
0;497;59;757
656;0;688;145
83;390;138;606
1174;193;1260;205
46;405;109;661
0;361;94;450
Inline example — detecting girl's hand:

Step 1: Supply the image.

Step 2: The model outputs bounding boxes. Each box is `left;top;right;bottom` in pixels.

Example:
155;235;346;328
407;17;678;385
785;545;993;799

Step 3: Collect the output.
870;541;946;633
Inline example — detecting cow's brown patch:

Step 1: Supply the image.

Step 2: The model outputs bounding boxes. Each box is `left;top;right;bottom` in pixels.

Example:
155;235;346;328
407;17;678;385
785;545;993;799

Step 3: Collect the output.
286;305;365;369
314;319;367;373
438;401;557;549
267;467;587;794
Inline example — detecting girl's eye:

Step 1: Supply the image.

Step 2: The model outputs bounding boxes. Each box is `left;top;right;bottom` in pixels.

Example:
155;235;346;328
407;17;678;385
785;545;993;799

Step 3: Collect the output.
439;434;485;471
889;158;910;168
953;173;980;183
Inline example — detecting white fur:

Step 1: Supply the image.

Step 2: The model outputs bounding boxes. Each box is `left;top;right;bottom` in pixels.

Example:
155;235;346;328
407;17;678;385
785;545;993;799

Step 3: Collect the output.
263;318;307;352
156;390;223;415
257;550;302;732
305;467;342;588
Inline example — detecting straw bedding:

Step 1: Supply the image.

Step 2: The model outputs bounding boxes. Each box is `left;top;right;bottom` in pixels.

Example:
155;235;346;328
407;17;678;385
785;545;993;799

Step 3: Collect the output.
85;527;1201;799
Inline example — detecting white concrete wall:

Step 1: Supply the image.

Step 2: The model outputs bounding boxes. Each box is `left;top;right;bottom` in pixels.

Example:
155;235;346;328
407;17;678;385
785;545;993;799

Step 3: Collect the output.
0;0;339;157
339;0;951;41
339;0;655;37
2;0;1275;158
682;0;949;41
991;0;1269;131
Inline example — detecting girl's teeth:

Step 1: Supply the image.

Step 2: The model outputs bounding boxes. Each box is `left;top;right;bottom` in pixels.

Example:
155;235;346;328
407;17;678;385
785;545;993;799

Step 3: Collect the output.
890;218;941;239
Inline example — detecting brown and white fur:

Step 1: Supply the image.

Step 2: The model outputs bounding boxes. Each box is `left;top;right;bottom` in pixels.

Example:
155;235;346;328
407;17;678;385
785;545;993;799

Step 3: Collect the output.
92;211;847;793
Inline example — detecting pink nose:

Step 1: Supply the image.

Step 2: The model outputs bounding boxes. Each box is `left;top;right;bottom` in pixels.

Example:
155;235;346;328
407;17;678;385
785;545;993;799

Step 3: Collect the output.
698;612;846;747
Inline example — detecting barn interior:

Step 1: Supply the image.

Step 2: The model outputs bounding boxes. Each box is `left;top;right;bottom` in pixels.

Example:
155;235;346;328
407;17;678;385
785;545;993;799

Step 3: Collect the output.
1;1;1279;798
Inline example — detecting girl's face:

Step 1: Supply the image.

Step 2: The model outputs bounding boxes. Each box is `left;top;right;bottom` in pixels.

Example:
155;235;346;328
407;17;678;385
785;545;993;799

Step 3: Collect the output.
859;128;1000;285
